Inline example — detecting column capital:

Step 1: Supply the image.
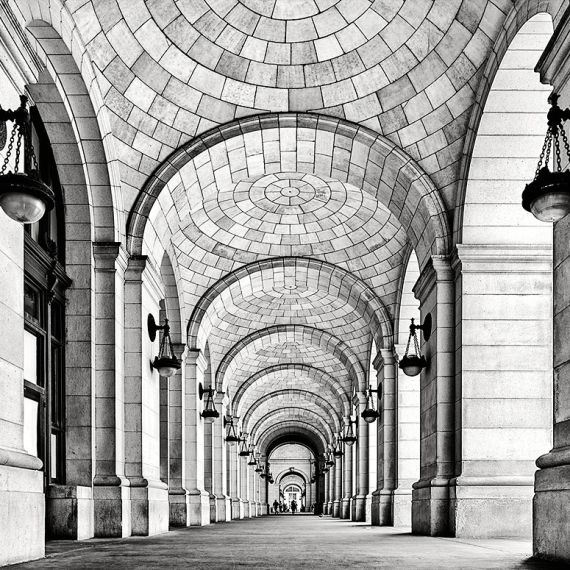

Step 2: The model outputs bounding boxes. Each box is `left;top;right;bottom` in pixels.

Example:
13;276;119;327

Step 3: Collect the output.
453;244;552;275
186;348;208;372
93;241;128;272
172;342;188;362
373;347;397;371
413;254;453;302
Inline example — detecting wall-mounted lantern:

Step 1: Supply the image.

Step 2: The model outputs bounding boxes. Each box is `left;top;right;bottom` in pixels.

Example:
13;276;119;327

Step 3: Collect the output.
0;95;54;223
224;415;240;445
332;433;344;457
361;385;380;423
239;433;250;457
248;447;257;466
148;314;181;377
199;383;219;422
341;419;357;446
325;448;335;467
399;315;431;377
522;93;570;222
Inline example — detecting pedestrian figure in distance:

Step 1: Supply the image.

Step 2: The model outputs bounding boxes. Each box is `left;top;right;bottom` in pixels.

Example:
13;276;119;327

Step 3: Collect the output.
291;499;297;514
273;500;279;515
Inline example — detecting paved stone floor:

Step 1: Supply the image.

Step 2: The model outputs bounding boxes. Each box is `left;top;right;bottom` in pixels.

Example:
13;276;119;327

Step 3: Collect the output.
9;515;568;569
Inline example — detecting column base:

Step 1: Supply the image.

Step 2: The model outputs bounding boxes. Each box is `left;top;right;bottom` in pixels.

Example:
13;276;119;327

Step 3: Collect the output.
209;493;218;524
412;477;451;536
216;494;231;522
450;476;533;538
188;489;211;526
371;489;394;526
393;488;412;527
93;477;132;538
130;480;169;535
534;461;570;562
0;462;44;566
46;485;93;540
340;497;351;519
353;494;368;522
241;499;250;518
231;497;241;519
332;499;341;518
169;488;190;527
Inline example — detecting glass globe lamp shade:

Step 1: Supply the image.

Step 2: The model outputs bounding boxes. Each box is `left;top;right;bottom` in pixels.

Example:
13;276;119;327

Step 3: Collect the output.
0;173;55;224
361;408;379;423
201;409;219;423
226;434;239;446
399;354;427;377
523;167;570;223
0;167;55;224
152;356;180;378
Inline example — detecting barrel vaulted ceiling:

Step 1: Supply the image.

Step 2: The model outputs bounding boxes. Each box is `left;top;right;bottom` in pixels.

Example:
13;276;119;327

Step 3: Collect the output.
13;0;563;454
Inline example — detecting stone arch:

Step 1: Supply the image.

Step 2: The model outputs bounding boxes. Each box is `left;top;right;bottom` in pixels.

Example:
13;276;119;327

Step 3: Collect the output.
453;3;556;242
241;389;342;435
127;113;450;269
233;364;350;419
258;423;328;457
216;324;367;392
25;18;123;241
276;468;307;486
187;257;394;351
251;410;334;448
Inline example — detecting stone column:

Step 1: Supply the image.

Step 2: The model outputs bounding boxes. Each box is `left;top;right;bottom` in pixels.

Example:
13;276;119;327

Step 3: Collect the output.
535;38;570;562
327;457;335;514
183;349;210;525
323;470;329;514
333;451;342;517
452;245;552;538
248;463;256;516
89;243;130;538
341;431;353;518
123;255;169;536
229;444;241;519
371;349;398;526
212;396;230;521
204;418;215;523
168;343;189;526
240;455;250;517
411;255;455;536
393;342;420;527
353;395;370;521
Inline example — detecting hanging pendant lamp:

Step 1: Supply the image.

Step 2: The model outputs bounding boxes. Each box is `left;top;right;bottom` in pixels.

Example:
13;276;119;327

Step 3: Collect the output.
148;314;181;377
399;315;431;377
522;93;570;222
0;95;55;223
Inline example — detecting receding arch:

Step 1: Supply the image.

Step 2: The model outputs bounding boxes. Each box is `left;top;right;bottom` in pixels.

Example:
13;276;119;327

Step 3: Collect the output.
258;423;327;458
241;389;342;435
252;411;333;450
128;113;450;269
187;257;394;351
216;324;367;392
234;364;350;419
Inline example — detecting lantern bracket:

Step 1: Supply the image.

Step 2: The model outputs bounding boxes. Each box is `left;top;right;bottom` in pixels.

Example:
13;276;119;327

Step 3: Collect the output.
148;313;169;342
410;313;432;342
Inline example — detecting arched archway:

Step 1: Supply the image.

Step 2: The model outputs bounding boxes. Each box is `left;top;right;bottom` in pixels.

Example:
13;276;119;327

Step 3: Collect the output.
451;11;554;538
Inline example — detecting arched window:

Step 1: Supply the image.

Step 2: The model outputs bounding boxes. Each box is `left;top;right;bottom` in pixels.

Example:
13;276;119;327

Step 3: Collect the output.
22;107;70;485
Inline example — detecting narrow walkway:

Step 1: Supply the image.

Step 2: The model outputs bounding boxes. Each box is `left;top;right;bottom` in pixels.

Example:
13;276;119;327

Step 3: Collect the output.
9;515;565;569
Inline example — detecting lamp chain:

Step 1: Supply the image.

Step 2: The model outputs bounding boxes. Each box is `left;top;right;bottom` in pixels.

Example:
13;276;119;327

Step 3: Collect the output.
1;124;17;175
535;130;552;179
561;125;570;167
555;127;563;172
